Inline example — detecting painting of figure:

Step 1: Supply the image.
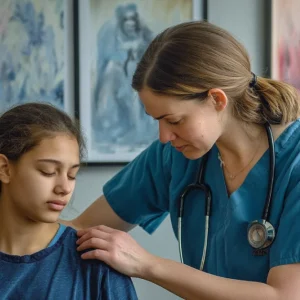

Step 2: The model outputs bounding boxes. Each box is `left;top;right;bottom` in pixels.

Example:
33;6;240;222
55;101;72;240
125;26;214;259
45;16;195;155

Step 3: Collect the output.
0;0;66;113
79;0;194;163
272;0;300;90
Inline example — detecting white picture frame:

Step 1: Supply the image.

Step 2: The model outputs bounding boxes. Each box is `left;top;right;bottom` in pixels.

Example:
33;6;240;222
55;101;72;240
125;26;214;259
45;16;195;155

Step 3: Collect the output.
76;0;204;164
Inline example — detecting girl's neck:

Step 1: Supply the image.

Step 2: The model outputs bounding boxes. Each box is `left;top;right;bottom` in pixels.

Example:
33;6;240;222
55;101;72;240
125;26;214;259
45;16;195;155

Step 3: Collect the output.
0;198;59;256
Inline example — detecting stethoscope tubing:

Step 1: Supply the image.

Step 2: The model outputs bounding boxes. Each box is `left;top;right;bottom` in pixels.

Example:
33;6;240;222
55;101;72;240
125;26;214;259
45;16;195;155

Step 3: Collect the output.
263;123;275;221
178;152;212;270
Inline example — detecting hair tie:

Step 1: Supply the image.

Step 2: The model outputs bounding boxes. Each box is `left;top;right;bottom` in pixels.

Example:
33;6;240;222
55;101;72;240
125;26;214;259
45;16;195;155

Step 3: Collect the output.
249;72;257;88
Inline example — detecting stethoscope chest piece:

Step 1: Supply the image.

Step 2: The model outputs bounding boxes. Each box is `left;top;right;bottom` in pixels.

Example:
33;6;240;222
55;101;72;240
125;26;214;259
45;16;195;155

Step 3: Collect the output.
247;219;275;249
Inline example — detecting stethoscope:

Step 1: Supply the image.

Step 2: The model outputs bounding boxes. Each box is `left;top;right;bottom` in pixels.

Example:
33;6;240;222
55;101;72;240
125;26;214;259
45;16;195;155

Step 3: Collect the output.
178;122;276;270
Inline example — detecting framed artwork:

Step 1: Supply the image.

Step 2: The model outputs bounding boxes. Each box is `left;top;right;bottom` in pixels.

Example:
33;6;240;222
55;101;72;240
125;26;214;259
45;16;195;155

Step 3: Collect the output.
271;0;300;90
75;0;205;164
0;0;74;115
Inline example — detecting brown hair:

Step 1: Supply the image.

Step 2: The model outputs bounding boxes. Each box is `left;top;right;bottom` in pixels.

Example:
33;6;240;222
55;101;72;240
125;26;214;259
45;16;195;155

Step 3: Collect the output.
0;102;85;191
132;21;300;124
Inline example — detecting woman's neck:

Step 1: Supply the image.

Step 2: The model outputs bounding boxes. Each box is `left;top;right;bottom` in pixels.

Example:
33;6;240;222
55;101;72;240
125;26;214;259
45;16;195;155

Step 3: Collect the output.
215;120;291;196
216;120;291;164
0;197;59;256
217;121;266;164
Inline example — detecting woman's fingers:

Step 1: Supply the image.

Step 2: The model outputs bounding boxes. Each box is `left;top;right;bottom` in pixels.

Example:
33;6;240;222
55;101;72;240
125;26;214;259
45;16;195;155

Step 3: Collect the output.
76;227;111;245
77;236;109;251
77;225;115;237
81;249;110;261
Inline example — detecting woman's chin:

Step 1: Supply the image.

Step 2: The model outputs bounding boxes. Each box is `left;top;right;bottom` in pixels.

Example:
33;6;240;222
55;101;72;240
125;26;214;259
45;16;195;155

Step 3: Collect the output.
182;149;203;160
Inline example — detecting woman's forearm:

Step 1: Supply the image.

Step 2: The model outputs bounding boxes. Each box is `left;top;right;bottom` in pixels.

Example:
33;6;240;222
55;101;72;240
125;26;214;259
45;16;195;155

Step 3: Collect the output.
143;256;280;300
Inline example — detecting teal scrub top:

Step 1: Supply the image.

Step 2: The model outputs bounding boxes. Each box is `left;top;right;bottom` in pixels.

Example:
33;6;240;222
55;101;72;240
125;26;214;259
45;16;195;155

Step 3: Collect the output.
103;119;300;283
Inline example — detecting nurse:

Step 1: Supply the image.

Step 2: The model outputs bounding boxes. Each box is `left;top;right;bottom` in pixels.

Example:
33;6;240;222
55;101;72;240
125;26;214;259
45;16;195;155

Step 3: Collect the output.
69;21;300;299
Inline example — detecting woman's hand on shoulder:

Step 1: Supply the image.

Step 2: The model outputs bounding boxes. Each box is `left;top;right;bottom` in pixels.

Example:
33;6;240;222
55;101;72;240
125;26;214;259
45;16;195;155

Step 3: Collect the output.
76;225;156;278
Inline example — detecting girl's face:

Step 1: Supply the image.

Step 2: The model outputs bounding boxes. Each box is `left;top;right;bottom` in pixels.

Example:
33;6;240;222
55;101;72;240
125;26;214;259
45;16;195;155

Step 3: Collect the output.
0;134;80;224
139;88;227;160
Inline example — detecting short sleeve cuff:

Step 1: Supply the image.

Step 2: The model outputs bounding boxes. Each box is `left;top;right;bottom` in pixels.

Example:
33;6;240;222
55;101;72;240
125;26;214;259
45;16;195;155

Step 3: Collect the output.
104;179;168;234
270;256;300;269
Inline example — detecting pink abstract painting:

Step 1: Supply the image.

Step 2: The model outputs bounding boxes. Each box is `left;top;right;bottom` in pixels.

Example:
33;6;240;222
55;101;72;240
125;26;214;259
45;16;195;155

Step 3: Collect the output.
272;0;300;90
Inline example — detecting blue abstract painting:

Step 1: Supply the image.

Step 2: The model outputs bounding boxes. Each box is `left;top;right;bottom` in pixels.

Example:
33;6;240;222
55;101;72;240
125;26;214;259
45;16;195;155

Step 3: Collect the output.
79;0;193;163
0;0;65;113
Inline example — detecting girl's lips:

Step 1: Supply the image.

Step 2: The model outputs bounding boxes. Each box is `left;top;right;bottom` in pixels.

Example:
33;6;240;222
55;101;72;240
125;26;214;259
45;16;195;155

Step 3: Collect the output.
47;200;67;211
47;202;65;211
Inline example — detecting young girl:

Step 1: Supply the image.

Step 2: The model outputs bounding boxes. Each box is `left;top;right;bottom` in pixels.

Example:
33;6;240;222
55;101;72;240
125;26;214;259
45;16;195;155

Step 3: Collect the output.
0;103;137;299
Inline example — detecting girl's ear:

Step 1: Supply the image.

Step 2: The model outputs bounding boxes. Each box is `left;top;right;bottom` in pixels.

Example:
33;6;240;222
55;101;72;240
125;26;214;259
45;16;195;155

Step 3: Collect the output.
0;154;11;184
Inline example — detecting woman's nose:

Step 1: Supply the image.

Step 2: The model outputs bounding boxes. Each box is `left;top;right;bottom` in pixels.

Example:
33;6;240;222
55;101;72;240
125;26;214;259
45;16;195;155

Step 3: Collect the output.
158;120;176;144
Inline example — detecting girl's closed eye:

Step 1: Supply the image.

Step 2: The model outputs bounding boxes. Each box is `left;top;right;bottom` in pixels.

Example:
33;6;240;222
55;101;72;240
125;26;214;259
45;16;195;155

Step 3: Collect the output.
40;170;55;177
68;174;77;180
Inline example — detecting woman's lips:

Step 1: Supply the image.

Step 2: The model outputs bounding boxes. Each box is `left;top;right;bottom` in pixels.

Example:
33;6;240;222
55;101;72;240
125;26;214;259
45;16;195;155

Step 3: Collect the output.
175;145;186;152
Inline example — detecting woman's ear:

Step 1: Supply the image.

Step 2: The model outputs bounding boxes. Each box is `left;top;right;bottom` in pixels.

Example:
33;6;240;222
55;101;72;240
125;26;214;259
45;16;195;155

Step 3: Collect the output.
208;88;228;112
0;154;11;184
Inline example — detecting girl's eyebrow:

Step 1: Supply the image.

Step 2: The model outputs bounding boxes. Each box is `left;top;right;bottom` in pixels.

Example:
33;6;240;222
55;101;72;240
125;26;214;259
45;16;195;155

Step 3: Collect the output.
37;159;80;169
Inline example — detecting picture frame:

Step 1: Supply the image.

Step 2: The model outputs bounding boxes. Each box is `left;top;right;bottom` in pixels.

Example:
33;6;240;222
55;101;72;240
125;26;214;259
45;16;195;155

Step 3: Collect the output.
74;0;207;165
0;0;74;116
271;0;300;90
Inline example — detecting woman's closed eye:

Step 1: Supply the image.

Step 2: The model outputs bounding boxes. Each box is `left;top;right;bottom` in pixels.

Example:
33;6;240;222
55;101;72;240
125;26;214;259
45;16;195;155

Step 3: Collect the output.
166;119;182;125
